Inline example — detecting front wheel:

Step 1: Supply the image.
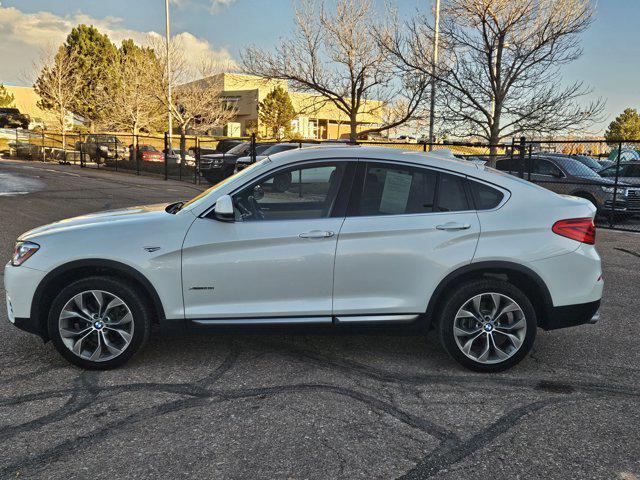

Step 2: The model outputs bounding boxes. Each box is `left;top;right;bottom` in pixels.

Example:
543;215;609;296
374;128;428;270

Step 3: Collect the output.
47;276;151;369
438;279;537;372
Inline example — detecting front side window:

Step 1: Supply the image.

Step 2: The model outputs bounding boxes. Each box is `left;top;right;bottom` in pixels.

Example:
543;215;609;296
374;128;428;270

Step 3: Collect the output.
232;162;346;221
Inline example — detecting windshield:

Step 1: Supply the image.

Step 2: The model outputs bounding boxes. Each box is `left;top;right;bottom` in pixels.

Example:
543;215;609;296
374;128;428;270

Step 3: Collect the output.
262;144;296;155
574;155;602;171
558;158;601;177
226;143;250;155
179;158;269;211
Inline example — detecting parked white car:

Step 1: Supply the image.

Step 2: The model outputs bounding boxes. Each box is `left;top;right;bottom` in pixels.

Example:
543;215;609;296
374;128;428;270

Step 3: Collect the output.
5;146;603;371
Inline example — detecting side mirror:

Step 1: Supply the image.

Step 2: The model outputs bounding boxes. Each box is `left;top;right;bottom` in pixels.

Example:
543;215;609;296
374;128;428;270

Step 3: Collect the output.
213;195;234;222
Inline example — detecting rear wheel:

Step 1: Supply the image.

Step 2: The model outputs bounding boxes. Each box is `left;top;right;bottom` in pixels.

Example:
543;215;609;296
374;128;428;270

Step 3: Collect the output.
438;279;537;372
47;276;151;369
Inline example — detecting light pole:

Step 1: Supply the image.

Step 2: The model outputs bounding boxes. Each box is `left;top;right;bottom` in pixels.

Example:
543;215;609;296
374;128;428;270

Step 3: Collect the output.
428;0;441;151
165;0;173;149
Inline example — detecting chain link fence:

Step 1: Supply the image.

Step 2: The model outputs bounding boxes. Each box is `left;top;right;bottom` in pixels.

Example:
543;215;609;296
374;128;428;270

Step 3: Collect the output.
4;128;640;232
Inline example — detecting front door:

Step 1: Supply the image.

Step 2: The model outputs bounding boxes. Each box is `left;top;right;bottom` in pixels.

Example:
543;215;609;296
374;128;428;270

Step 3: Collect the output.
333;161;480;317
181;160;353;320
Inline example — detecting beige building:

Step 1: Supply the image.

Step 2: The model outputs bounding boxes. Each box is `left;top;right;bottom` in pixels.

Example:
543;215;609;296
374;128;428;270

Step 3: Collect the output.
213;73;385;139
3;85;85;128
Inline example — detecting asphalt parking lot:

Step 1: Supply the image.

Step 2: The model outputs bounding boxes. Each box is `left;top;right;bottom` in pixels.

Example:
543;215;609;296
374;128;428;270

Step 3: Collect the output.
1;158;640;480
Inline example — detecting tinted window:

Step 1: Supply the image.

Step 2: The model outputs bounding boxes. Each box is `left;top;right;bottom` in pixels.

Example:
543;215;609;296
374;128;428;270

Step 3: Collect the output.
533;159;563;177
358;164;437;216
437;173;469;212
496;159;524;173
233;163;345;221
627;165;640;177
468;181;504;210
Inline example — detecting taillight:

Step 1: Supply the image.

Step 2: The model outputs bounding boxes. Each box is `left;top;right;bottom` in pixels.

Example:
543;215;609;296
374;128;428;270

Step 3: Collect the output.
552;218;596;245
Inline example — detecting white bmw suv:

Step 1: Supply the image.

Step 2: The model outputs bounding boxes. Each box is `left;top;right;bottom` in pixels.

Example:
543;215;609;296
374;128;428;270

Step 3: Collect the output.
5;147;603;371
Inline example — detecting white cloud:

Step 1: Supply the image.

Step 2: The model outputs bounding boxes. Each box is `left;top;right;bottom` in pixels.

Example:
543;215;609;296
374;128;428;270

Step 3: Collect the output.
0;6;235;85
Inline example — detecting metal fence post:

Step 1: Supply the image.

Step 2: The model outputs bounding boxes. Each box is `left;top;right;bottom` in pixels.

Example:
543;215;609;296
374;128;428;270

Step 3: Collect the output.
41;131;46;162
251;133;256;163
609;141;623;227
527;144;533;181
135;135;140;175
164;132;169;181
179;133;185;181
114;136;118;172
194;137;200;185
518;136;526;179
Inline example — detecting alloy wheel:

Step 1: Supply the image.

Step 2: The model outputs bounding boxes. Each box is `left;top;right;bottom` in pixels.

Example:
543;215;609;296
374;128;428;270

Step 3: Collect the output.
453;292;527;364
58;290;134;362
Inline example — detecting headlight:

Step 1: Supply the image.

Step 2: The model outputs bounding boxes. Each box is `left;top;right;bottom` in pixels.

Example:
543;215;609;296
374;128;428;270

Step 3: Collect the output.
11;241;39;266
601;186;626;195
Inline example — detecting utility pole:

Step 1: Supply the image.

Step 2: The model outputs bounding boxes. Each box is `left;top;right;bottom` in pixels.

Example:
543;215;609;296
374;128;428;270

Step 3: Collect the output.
428;0;441;151
165;0;173;150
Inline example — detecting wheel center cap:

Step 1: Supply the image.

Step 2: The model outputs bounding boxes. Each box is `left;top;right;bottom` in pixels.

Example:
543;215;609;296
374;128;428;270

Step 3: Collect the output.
484;323;493;332
94;321;104;330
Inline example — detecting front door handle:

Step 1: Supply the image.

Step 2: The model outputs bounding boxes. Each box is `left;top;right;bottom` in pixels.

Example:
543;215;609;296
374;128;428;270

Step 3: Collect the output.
436;222;471;231
299;230;335;239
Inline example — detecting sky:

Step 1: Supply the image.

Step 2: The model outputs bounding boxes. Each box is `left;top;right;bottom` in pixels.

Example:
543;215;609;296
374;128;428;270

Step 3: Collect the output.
1;0;639;133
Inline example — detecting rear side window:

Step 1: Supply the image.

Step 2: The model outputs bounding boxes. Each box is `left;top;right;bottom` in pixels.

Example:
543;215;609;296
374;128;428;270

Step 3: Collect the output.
354;163;472;216
468;180;505;210
437;173;469;212
358;163;437;216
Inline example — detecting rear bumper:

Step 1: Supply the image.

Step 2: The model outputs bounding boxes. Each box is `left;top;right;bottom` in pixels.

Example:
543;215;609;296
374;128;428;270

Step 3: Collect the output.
541;300;601;330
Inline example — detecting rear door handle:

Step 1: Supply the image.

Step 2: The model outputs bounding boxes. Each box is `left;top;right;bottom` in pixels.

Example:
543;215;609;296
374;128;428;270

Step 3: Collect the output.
299;230;335;239
436;222;471;231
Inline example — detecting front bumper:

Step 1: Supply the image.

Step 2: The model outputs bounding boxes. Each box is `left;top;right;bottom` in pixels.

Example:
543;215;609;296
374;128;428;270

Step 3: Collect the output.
542;300;601;330
4;263;46;338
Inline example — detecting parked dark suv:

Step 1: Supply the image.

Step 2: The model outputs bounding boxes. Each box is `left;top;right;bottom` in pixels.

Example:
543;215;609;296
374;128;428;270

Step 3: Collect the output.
199;142;272;184
78;135;128;164
0;108;30;129
496;155;640;217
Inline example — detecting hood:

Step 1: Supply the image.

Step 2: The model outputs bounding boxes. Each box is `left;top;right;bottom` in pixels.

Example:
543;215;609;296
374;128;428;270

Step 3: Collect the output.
20;203;172;240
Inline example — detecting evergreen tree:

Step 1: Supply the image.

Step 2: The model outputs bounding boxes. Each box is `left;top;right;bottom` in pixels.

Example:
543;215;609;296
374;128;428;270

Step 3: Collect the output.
258;85;296;140
64;25;119;129
605;108;640;142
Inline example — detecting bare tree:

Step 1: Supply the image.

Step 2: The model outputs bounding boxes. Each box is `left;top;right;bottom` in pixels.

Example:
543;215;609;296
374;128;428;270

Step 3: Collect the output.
381;0;604;159
33;46;83;150
242;0;429;142
151;36;237;135
103;40;164;138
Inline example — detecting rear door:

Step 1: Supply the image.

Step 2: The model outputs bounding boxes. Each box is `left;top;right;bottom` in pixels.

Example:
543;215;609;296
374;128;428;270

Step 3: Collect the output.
332;161;480;319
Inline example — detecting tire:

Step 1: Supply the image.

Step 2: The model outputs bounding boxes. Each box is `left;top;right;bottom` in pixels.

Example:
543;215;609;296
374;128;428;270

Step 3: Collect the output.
47;276;151;370
437;279;537;372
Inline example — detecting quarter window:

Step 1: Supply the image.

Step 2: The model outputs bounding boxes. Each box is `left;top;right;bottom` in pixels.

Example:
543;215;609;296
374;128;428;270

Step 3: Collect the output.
232;163;345;221
468;180;505;210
